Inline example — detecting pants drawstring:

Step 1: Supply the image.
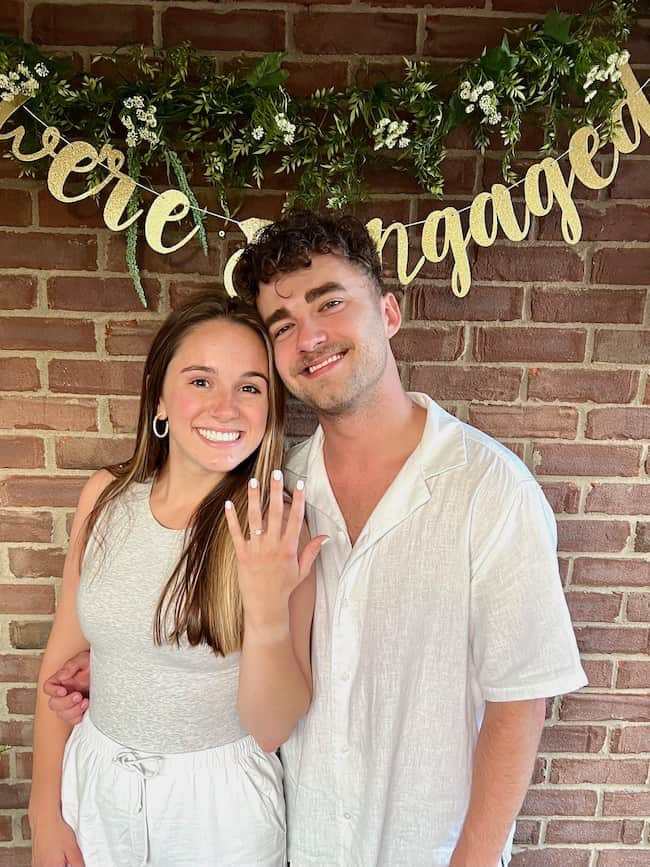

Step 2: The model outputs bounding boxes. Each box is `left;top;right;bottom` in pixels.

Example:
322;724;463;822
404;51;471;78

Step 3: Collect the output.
113;750;163;865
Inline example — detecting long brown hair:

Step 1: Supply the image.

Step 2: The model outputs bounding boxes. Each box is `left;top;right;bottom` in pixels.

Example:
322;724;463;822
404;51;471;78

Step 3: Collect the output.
82;292;285;655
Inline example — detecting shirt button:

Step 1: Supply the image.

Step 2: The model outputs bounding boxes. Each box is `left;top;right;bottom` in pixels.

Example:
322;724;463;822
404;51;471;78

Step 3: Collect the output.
342;745;350;754
341;672;350;682
343;812;352;820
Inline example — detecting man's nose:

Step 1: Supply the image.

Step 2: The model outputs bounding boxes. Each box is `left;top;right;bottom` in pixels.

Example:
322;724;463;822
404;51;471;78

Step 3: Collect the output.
295;319;327;353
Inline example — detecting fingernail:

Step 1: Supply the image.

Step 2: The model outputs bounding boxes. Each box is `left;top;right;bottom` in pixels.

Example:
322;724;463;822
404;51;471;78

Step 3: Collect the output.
249;478;258;489
273;469;283;482
320;537;330;546
225;500;233;510
296;479;305;491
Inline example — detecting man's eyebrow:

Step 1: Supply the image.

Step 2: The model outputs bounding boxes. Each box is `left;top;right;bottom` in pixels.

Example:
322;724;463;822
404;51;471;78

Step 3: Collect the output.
263;282;347;330
179;364;268;383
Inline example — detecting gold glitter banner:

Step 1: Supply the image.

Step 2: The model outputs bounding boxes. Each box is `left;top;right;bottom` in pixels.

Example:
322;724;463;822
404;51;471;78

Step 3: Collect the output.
1;63;648;298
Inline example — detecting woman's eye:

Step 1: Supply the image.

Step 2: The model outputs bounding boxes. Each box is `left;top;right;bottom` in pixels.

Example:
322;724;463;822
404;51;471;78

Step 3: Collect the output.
240;384;261;394
190;378;210;388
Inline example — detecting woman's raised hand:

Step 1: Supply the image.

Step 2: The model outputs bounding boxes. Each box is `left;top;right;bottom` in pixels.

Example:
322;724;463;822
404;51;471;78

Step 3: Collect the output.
225;469;327;627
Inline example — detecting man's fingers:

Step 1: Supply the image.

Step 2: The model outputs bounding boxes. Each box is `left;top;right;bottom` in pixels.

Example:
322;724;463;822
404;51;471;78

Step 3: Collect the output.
43;678;68;698
48;691;83;716
298;535;329;582
65;836;86;867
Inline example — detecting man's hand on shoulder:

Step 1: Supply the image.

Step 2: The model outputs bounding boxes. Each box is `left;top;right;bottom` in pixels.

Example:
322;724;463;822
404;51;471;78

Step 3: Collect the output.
43;650;91;726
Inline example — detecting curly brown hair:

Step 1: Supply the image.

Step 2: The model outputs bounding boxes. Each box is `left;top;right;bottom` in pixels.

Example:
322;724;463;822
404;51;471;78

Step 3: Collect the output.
232;210;386;302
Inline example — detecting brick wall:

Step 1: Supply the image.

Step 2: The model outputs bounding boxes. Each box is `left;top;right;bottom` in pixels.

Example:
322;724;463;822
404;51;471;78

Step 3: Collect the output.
1;1;650;864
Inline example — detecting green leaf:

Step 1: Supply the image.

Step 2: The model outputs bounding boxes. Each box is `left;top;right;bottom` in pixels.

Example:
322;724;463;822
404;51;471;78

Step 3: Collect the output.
543;10;575;45
244;52;288;89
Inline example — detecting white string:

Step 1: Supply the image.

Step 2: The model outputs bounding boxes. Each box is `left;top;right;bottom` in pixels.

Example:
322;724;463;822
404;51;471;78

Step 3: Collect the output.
403;73;650;228
19;103;241;235
17;72;650;235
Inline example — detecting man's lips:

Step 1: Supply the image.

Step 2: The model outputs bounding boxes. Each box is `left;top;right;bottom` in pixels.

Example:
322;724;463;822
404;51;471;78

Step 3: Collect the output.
300;351;347;377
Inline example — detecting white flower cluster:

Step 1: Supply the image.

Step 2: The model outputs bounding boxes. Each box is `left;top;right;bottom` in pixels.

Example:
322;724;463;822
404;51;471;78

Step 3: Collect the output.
583;49;630;103
251;125;265;141
120;96;158;147
0;61;48;103
275;113;296;145
326;192;348;209
459;79;501;125
373;118;410;150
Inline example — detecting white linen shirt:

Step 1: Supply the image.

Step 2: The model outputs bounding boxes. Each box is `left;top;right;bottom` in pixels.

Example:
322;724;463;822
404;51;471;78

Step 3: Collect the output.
281;393;587;867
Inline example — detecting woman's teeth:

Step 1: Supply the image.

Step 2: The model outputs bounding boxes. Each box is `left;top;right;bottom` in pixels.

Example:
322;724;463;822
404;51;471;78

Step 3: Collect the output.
196;428;240;442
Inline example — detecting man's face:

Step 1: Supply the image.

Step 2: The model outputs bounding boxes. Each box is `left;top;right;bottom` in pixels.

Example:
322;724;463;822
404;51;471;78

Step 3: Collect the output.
256;253;400;416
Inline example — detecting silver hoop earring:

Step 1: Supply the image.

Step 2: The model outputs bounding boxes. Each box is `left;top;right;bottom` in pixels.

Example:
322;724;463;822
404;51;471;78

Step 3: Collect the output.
152;415;169;439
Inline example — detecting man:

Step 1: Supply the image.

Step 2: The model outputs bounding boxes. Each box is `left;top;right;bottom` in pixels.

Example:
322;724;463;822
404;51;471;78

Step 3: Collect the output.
46;211;586;867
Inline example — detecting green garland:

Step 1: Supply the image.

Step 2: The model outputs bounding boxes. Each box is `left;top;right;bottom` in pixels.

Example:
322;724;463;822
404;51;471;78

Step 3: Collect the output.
0;0;642;217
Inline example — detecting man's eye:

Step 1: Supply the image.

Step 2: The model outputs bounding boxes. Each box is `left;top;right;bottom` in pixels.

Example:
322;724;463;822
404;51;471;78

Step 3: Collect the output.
322;299;341;311
191;378;209;388
273;323;291;339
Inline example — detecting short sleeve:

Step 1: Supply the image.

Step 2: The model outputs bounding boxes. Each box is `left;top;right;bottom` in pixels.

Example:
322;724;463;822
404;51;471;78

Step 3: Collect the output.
469;478;587;702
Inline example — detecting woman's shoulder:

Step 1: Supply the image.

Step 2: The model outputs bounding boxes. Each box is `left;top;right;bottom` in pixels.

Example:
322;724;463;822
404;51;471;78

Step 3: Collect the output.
78;468;116;512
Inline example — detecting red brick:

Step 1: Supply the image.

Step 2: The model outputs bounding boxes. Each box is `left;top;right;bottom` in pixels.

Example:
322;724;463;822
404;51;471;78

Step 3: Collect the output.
37;189;105;229
295;11;416;55
14;750;32;779
565;591;622;623
0;274;37;310
108;398;140;434
549;758;649;785
0;0;22;34
634;522;650;553
545;819;643;844
0;231;97;270
0;654;41;682
473;245;583;283
0;185;30;227
0;779;30;807
0;396;97;432
281;60;349;98
494;0;590;8
0;511;52;543
0;752;8;780
602;792;650;817
391;327;463;363
597;853;650;867
169;280;226;309
587;408;650;441
560;693;650;722
0;475;86;507
0;436;44;469
162;8;284;51
539;202;650;242
474;327;586;363
468;405;578;440
0;814;11;842
520;788;597;817
586;484;650;515
510;852;589;867
48;276;161;312
575;626;649;655
411;283;523;322
527;369;638;404
32;3;153;45
55;436;134;470
0;357;40;391
423;14;534;58
530;288;645;325
593;329;650;364
611;159;650;199
540;482;581;514
627;593;650;622
9;621;52;650
610;725;650;754
410;365;522;401
592;248;650;285
105;233;220;277
7;687;36;715
0;847;30;867
105;319;160;357
572;558;650;588
513;820;540;845
0;584;55;614
541;723;603;755
8;547;65;579
581;659;614;689
0;315;95;352
617;661;650;689
49;359;143;395
533;444;640;477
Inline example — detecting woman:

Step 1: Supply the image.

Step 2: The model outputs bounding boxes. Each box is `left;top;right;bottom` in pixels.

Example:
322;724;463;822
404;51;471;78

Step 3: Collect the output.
29;292;325;867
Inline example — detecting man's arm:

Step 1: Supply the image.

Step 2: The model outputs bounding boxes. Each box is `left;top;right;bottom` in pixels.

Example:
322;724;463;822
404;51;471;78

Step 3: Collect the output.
449;697;546;867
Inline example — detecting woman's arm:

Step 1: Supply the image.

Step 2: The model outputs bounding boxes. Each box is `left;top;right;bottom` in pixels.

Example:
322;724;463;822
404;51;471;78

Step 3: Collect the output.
29;469;113;866
227;470;326;753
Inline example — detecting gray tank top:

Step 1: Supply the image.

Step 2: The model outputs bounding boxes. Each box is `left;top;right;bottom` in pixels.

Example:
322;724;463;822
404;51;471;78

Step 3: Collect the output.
77;480;248;753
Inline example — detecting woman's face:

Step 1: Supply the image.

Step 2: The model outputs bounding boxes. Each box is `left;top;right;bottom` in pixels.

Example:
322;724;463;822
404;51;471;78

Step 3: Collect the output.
157;318;270;482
